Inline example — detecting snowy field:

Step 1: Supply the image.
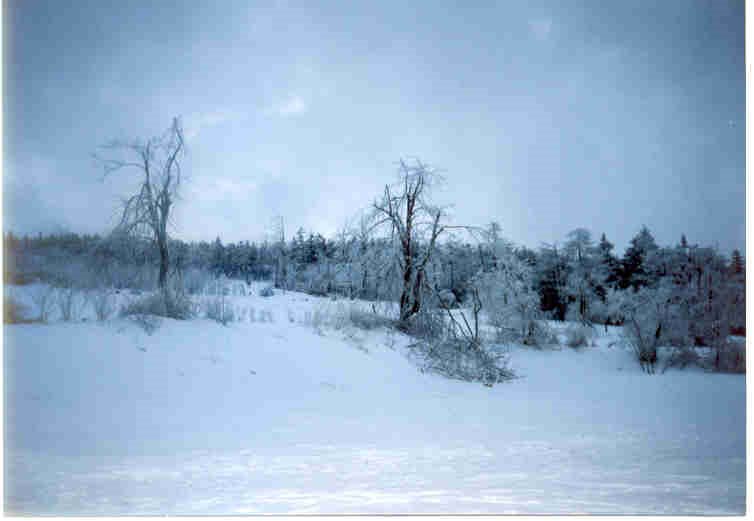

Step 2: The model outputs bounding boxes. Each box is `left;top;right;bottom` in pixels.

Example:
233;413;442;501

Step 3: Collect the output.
4;283;746;514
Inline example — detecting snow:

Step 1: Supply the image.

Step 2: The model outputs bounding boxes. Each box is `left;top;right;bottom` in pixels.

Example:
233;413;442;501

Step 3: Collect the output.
4;283;746;514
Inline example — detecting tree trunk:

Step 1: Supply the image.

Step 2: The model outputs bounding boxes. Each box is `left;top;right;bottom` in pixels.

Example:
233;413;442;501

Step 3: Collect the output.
157;236;169;291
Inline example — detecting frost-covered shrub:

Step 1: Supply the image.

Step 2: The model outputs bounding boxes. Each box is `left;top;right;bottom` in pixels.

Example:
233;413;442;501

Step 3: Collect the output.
475;254;542;347
91;288;117;321
303;308;325;332
205;295;235;325
437;289;458;308
182;267;212;295
587;298;609;326
129;313;162;335
410;339;514;385
259;285;275;298
492;319;558;348
712;340;745;373
56;287;85;322
401;307;447;341
616;286;674;374
121;290;196;320
335;304;393;331
564;324;592;348
663;345;702;372
31;285;55;323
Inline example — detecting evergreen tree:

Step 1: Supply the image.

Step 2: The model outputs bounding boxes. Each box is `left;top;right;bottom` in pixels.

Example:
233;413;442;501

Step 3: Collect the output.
536;244;569;320
619;226;659;290
210;237;225;276
595;232;619;297
731;249;744;275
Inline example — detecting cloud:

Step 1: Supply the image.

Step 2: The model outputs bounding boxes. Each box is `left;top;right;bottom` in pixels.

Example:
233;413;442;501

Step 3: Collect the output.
528;18;553;41
274;95;307;117
184;109;242;140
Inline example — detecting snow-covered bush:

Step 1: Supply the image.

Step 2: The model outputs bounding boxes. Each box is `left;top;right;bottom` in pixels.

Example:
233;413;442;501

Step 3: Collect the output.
91;288;117;321
564;324;592;348
712;339;745;373
56;287;85;322
205;295;235;326
31;285;55;323
182;267;212;295
303;308;325;333
401;307;447;340
411;339;514;385
332;304;393;331
346;306;393;330
437;289;457;308
121;290;196;321
475;253;546;347
663;345;702;372
616;285;674;374
586;297;608;325
128;312;162;335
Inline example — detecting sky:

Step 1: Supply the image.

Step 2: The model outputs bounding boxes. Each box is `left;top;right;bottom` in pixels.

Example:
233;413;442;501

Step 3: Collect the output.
4;0;745;254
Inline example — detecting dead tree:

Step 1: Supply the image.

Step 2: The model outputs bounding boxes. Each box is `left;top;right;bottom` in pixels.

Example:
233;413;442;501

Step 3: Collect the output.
373;159;447;326
97;118;185;291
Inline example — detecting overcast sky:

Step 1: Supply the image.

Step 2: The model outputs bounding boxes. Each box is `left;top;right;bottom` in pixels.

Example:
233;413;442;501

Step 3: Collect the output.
4;0;745;254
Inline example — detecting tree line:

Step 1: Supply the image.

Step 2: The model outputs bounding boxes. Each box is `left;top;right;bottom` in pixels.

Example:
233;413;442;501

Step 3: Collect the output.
4;119;744;374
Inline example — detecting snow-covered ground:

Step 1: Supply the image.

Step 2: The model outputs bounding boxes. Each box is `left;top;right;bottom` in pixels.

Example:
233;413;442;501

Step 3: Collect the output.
4;283;746;514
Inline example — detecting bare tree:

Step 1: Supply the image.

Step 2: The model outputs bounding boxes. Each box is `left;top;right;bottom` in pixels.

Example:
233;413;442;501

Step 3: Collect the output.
373;159;448;326
97;118;185;291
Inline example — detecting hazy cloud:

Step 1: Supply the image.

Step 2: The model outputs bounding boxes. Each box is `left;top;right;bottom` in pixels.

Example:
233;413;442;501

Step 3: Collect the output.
273;95;307;117
184;109;243;140
529;18;553;41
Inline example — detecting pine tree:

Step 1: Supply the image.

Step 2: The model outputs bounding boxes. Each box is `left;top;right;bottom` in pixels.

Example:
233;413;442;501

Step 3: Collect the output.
595;232;619;295
731;249;744;275
620;226;659;290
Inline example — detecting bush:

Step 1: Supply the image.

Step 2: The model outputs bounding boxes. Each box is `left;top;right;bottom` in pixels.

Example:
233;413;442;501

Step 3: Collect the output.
259;285;275;298
616;286;672;374
56;287;84;322
303;308;325;333
712;340;746;373
121;290;196;320
31;285;55;323
410;339;515;385
128;313;162;335
564;324;592;348
91;288;117;321
205;295;235;325
512;319;559;348
662;345;702;372
182;267;212;295
334;304;393;331
400;308;447;341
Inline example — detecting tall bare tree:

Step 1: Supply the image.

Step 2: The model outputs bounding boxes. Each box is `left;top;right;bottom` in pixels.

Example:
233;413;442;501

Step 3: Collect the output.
97;118;185;291
373;159;448;325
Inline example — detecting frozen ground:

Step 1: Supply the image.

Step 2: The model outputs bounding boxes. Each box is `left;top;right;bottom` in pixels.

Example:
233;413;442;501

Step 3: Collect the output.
4;283;746;514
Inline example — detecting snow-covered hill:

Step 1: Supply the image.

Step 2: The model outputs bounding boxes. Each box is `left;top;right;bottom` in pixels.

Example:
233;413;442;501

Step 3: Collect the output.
4;284;746;514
